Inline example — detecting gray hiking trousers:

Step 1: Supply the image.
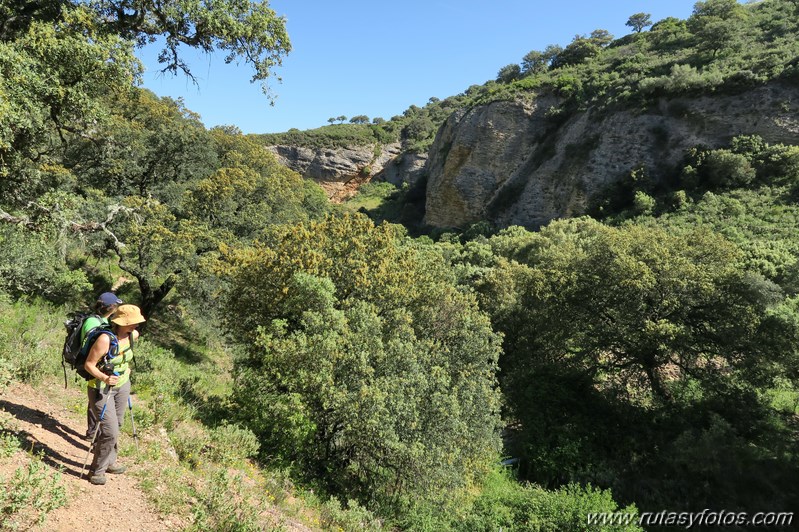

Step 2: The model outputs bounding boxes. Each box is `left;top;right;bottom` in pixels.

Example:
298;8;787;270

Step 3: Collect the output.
89;380;130;475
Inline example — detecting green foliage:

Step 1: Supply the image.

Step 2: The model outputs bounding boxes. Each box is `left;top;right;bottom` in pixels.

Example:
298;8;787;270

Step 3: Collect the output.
342;182;398;213
223;214;502;513
625;13;652;33
0;298;63;386
188;130;327;235
631;190;656;215
320;498;383;531
0;456;67;530
0;224;92;303
639;63;725;95
0;411;22;458
552;35;603;68
458;470;641;532
401;114;437;150
258;124;390;149
644;408;799;510
700;149;757;188
497;63;522;83
653;187;799;283
0;10;140;205
687;0;748;57
471;218;799;510
72;89;218;198
766;377;799;415
170;420;258;468
0;0;290;96
188;469;263;532
730;135;799;186
521;50;547;76
553;73;583;98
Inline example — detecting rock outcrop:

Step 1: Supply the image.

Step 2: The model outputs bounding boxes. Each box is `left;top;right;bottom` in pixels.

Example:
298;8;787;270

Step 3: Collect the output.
374;151;427;188
267;142;424;202
424;82;799;228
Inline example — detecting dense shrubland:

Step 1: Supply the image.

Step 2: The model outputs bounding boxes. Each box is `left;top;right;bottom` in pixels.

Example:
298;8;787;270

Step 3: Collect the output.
2;0;799;530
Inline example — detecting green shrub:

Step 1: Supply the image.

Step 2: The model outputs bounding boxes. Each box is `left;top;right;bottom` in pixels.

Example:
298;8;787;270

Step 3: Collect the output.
131;340;205;428
767;377;799;415
0;225;91;304
170;422;210;468
208;422;260;465
458;470;641;532
554;73;583;97
0;299;61;385
758;144;799;185
0;456;67;530
671;190;689;210
320;498;383;531
632;191;656;215
355;182;396;198
188;469;263;532
256;124;391;150
169;420;259;468
702;150;756;187
225;215;502;513
639;64;724;95
0;410;21;458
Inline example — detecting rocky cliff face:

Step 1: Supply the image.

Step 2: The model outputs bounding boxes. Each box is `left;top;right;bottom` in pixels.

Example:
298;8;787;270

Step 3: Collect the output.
267;142;426;202
424;82;799;228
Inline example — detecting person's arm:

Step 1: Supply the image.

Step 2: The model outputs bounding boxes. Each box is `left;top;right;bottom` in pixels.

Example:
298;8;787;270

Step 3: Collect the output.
84;334;120;387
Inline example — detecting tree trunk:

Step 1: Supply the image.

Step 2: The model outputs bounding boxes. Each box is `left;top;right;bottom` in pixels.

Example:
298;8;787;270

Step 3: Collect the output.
137;272;180;319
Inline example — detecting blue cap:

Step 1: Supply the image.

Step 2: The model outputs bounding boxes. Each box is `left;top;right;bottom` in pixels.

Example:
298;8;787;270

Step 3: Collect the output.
97;292;123;306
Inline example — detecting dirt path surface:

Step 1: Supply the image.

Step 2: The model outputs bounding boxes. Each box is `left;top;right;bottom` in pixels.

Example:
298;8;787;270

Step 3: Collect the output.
0;382;180;531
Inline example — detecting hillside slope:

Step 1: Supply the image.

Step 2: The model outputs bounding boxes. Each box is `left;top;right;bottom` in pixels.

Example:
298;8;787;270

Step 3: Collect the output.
425;81;799;228
0;380;313;531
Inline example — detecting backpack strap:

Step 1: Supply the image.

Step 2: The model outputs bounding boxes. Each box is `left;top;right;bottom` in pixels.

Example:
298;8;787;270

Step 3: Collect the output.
80;329;120;378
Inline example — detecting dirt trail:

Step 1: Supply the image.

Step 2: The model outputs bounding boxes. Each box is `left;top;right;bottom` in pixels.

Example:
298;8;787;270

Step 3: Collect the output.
0;381;181;531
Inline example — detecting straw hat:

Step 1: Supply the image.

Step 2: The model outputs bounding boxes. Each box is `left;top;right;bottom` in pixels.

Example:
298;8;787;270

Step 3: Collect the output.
111;304;146;326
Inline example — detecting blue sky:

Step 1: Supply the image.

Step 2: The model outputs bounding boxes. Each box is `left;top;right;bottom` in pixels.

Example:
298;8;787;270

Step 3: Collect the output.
136;0;703;134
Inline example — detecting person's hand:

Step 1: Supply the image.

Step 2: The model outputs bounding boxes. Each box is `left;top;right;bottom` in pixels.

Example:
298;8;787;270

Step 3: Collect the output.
105;374;120;386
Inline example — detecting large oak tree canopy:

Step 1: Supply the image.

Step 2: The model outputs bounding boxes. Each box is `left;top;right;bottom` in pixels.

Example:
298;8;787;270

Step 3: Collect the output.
0;0;291;91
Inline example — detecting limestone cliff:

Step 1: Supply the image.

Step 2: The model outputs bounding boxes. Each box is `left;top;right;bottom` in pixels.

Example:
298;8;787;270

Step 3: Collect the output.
267;142;425;202
424;82;799;228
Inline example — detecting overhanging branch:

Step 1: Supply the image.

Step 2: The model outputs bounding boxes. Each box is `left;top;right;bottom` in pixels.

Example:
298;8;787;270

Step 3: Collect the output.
67;204;135;252
0;208;37;229
0;202;134;252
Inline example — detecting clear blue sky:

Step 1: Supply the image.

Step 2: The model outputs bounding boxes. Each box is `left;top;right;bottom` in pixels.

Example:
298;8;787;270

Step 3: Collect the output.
136;0;703;134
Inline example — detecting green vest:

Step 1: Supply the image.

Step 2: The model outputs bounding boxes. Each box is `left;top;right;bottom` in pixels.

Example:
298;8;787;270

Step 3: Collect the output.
88;335;134;389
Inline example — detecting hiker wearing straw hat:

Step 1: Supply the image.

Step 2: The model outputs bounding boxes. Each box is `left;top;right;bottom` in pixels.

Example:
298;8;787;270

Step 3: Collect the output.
84;304;146;485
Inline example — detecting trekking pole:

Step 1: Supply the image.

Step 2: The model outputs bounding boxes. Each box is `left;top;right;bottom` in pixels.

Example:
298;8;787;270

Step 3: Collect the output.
80;383;112;480
128;396;139;453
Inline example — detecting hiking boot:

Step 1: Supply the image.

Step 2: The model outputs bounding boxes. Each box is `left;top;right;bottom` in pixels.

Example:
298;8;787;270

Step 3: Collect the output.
89;474;106;485
107;463;126;474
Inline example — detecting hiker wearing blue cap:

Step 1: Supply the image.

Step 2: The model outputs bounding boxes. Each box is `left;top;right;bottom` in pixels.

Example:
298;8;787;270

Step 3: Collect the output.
85;304;146;485
82;292;123;439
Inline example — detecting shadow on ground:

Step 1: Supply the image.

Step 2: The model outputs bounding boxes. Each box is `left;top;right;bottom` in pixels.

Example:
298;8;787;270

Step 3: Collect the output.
0;399;91;478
